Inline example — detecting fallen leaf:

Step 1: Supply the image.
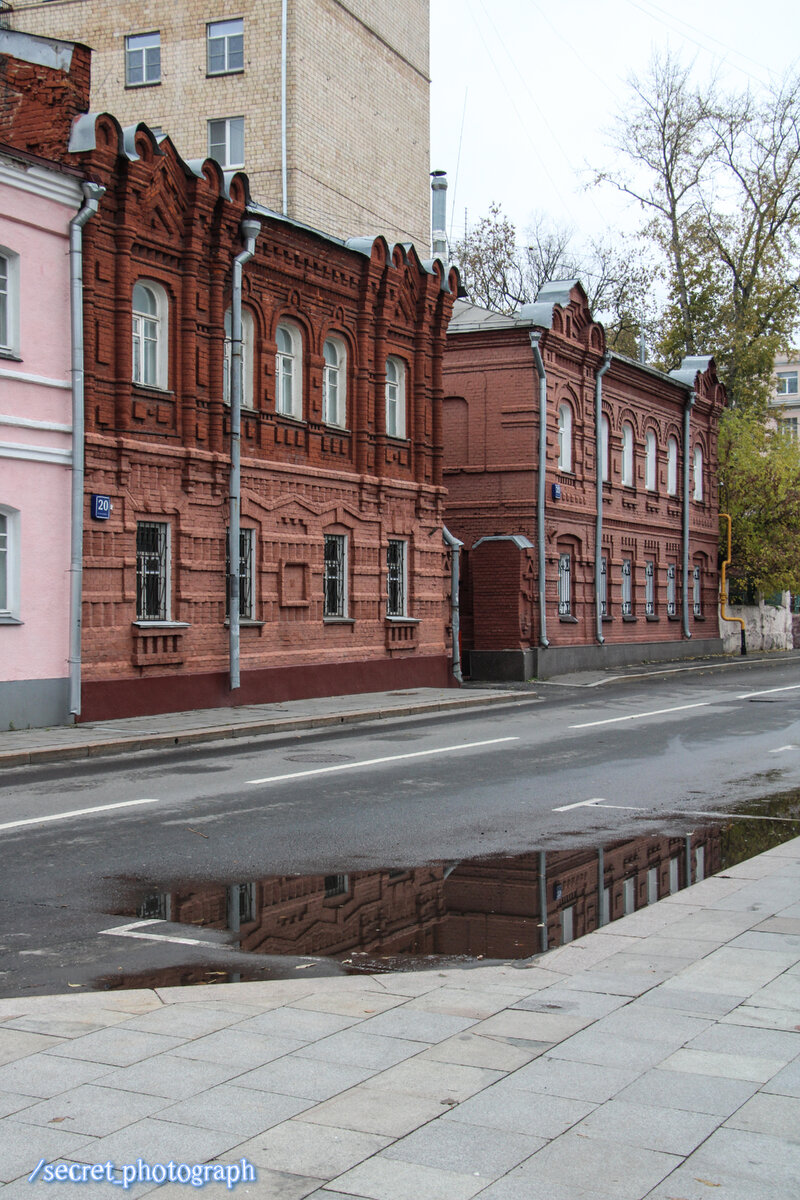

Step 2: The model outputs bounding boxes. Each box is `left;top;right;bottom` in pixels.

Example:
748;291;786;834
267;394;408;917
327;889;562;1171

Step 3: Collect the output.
187;828;209;838
49;1117;68;1123
67;983;82;988
694;1180;721;1188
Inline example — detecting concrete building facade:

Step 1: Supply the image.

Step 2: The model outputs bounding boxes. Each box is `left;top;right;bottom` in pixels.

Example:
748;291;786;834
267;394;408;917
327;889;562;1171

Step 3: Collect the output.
442;285;727;679
6;0;432;248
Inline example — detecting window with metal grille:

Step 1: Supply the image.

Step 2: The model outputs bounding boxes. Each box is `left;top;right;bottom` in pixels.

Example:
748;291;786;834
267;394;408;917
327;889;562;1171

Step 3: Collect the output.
387;539;406;616
645;560;655;615
207;18;244;74
324;874;349;898
558;552;571;615
226;528;255;619
125;31;160;85
667;563;677;616
621;557;632;615
136;521;168;620
323;534;347;618
693;563;702;615
599;555;608;616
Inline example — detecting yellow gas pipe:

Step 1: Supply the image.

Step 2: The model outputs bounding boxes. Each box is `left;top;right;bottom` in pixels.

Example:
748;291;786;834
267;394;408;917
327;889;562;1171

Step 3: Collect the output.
719;512;746;655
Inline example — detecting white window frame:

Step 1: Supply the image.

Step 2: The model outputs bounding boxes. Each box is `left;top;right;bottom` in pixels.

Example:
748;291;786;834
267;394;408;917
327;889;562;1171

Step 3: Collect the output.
207;116;245;169
667;436;679;496
0;248;20;357
667;563;677;616
323;533;348;619
385;356;406;439
693;562;702;616
0;506;21;621
621;422;634;487
136;520;170;622
645;560;655;615
599;554;608;617
132;280;168;389
125;31;161;86
226;526;255;620
600;414;610;483
558;551;571;616
623;877;636;915
781;416;799;441
386;538;407;617
223;307;254;408
207;18;244;75
275;321;303;419
777;370;798;396
621;557;633;616
693;445;704;501
645;430;657;491
322;337;347;427
558;403;572;472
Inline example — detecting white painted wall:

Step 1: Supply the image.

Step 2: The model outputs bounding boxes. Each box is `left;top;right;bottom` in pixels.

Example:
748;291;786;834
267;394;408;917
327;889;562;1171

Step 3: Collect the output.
720;592;793;652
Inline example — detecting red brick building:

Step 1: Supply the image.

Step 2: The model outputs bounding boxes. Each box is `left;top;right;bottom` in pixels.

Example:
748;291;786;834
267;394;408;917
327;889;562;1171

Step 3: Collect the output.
443;284;727;678
1;31;458;720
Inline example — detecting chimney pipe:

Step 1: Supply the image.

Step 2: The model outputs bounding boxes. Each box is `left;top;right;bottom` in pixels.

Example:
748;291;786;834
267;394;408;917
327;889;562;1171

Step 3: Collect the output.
431;170;448;259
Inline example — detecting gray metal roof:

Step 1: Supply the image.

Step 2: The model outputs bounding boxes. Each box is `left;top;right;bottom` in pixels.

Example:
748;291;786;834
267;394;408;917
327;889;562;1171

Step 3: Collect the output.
473;534;534;550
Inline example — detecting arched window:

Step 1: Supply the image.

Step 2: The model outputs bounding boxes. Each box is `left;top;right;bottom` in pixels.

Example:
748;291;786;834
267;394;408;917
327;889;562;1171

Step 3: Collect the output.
275;321;302;419
667;436;679;496
385;356;406;439
693;445;704;501
223;307;254;407
558;403;572;472
645;430;657;491
323;337;347;427
621;422;634;487
600;415;610;483
132;280;168;389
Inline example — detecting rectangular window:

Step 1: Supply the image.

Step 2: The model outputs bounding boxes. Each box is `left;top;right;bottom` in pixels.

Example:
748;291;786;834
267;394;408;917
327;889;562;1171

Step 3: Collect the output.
125;31;161;86
647;867;658;905
324;874;349;898
0;255;8;350
208;117;244;168
560;905;574;945
645;560;655;615
695;845;705;882
558;552;571;616
621;557;632;616
207;18;244;75
667;563;677;616
136;521;169;621
623;877;636;915
323;534;347;618
669;857;680;894
777;370;798;395
0;513;7;612
781;416;798;441
226;528;255;620
387;539;406;617
693;564;702;616
599;555;608;617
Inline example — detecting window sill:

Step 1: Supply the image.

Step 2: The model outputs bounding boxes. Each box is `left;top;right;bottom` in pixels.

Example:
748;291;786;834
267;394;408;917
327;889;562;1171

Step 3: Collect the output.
646;613;660;622
667;613;681;621
0;350;22;362
132;383;173;396
324;617;355;625
386;616;419;624
622;614;638;623
206;69;245;79
0;616;23;626
602;614;614;623
693;613;706;621
125;80;161;90
224;619;264;627
132;621;190;629
559;614;578;623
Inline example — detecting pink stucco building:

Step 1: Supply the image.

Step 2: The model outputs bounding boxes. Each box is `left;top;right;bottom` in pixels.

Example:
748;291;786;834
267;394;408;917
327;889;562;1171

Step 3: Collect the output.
1;115;84;727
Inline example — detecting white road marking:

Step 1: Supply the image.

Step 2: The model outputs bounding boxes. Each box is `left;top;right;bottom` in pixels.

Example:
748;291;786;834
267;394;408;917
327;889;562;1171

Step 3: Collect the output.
769;745;796;754
553;798;646;813
0;798;160;833
738;684;800;699
676;811;800;823
569;702;710;729
100;919;224;949
552;798;607;812
247;737;519;785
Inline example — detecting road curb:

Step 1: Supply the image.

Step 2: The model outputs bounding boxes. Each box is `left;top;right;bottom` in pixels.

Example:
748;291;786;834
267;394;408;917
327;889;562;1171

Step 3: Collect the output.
0;691;541;770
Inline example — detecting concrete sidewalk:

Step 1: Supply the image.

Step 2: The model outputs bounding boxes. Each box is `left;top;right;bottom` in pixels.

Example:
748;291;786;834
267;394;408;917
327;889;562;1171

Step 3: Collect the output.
0;837;797;1199
0;688;535;770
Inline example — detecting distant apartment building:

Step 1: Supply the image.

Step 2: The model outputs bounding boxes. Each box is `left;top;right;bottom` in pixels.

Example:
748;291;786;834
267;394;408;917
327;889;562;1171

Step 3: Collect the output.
772;351;800;440
6;0;432;247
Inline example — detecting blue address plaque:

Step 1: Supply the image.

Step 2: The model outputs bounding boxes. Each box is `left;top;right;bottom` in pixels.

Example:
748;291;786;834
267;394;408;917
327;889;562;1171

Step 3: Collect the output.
90;494;112;521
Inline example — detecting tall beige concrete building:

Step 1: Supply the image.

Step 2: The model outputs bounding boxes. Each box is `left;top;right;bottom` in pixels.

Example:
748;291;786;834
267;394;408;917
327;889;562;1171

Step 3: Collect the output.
5;0;431;247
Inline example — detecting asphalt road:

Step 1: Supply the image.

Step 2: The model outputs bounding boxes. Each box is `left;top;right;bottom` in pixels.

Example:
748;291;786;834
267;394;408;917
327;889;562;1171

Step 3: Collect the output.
2;657;800;995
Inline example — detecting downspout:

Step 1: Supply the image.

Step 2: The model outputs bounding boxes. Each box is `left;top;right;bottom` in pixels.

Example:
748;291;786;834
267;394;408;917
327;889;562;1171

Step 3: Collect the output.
682;390;696;639
529;331;549;647
68;181;105;719
594;352;611;645
442;526;463;682
281;0;288;216
229;216;261;692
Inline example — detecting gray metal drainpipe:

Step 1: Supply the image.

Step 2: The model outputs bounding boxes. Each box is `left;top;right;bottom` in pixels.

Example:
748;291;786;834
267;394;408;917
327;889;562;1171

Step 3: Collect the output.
442;526;463;682
682;390;696;639
594;352;611;645
68;181;105;719
229;217;261;692
280;0;288;216
529;331;550;648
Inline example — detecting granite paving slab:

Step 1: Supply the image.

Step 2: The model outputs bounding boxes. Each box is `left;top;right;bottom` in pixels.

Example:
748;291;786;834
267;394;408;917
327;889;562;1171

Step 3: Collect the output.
292;1027;428;1070
118;1003;250;1039
420;1031;544;1071
570;1095;722;1155
506;1054;640;1102
328;1155;490;1200
614;1066;761;1115
10;1082;169;1136
762;1055;800;1096
233;1054;377;1101
297;1084;447;1137
360;1056;503;1101
169;1027;305;1067
381;1117;543;1176
0;1030;64;1065
229;1118;391;1177
442;1082;596;1138
0;1052;112;1098
723;1089;800;1140
156;1083;313;1136
46;1028;182;1067
94;1052;247;1100
0;1120;97;1183
231;1008;359;1042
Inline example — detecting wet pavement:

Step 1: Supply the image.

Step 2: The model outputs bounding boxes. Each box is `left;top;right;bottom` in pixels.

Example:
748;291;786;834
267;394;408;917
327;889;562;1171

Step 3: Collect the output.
0;834;797;1198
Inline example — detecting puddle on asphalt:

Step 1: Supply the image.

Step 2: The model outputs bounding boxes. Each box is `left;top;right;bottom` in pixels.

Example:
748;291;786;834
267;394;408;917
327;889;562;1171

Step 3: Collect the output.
96;790;800;992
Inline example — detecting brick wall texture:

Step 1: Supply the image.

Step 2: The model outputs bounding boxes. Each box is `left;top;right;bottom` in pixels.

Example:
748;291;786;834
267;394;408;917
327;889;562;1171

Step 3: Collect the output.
8;0;431;247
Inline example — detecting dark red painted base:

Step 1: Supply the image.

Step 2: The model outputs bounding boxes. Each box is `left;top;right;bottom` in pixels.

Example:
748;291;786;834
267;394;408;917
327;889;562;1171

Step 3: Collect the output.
79;656;457;722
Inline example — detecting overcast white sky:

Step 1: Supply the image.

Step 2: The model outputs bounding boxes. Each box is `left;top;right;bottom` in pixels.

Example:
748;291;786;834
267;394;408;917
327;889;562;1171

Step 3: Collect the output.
429;0;800;252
